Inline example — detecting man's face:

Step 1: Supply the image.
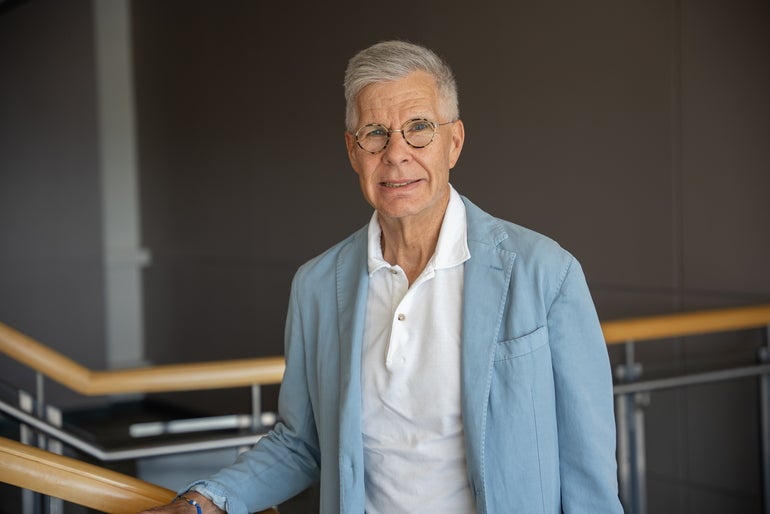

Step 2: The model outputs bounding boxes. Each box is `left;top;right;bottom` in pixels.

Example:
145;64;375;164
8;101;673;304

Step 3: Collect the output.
345;71;464;225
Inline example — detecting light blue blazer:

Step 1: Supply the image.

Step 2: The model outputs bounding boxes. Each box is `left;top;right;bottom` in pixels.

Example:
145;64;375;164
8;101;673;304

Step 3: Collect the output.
195;196;623;513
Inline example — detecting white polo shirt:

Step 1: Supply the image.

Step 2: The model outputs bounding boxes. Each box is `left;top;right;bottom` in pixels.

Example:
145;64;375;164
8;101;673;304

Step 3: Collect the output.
361;186;475;514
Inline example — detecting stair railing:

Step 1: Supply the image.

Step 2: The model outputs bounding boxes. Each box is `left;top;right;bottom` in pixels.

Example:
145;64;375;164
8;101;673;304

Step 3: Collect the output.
603;303;770;514
3;303;770;514
0;434;277;513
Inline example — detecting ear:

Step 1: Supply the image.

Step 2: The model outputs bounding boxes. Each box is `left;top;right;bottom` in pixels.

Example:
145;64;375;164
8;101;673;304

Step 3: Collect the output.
345;131;361;174
448;119;465;169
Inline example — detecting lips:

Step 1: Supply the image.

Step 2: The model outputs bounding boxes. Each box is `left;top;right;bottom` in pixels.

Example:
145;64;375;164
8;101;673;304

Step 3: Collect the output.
381;179;419;188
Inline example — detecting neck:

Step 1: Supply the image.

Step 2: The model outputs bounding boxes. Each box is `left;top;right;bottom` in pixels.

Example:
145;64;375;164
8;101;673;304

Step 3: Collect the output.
378;200;448;285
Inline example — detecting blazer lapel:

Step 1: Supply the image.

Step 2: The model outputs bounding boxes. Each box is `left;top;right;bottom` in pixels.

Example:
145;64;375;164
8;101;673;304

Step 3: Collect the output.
336;229;369;410
334;228;369;509
460;198;517;489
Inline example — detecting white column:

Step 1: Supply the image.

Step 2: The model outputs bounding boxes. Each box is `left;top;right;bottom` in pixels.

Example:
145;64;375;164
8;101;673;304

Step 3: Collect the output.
94;0;151;368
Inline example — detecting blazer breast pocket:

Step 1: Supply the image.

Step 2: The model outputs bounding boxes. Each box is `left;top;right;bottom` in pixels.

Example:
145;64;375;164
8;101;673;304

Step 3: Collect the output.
494;325;548;362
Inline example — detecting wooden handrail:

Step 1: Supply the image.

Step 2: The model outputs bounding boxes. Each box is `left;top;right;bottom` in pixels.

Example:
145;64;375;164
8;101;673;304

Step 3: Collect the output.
2;303;769;397
602;303;770;344
0;435;172;512
0;322;284;396
0;436;278;513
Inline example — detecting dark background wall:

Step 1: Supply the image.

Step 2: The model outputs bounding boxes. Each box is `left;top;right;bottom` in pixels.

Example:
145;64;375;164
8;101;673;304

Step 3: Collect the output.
0;0;106;409
1;0;768;512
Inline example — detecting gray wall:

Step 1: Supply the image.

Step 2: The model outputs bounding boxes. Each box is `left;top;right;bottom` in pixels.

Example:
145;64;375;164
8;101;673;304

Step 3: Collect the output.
0;0;106;409
1;0;769;512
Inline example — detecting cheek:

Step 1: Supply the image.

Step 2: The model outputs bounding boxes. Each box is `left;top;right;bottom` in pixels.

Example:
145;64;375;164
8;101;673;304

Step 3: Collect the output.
352;155;380;181
361;170;382;192
416;152;452;179
350;155;378;185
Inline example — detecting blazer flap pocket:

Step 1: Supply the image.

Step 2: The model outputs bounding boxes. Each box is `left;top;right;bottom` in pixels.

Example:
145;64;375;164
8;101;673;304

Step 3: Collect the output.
495;326;548;361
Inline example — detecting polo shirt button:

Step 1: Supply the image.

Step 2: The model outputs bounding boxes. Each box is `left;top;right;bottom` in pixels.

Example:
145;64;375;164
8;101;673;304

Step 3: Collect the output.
397;313;405;321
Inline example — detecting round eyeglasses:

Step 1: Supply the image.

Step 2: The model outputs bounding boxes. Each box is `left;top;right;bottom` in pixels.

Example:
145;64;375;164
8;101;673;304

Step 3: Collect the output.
353;118;455;154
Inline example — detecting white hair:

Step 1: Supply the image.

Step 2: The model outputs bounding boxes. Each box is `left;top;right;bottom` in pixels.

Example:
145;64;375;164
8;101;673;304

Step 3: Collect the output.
343;40;460;131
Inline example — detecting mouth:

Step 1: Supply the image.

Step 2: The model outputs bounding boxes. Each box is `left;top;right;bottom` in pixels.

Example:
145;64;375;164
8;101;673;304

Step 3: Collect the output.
381;179;420;188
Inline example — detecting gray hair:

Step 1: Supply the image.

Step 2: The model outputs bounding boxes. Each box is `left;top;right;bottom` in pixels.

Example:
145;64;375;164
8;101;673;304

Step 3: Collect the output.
343;40;459;131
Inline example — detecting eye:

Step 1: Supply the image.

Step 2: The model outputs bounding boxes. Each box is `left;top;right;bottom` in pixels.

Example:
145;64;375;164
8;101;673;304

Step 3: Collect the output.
359;124;388;139
406;120;433;133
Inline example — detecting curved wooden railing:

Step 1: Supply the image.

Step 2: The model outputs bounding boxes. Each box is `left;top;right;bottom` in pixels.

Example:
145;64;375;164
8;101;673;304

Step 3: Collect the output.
0;435;173;512
601;303;770;344
2;304;770;397
0;435;278;513
0;322;284;395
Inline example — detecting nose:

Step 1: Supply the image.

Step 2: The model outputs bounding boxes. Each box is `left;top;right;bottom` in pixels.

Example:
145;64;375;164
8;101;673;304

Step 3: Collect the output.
381;130;411;165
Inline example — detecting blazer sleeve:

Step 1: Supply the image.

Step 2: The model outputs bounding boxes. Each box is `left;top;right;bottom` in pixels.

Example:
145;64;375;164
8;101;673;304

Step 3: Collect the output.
547;257;624;513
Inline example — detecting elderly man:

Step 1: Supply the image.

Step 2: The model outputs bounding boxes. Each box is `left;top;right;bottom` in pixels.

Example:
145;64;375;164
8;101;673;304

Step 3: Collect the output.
143;40;622;514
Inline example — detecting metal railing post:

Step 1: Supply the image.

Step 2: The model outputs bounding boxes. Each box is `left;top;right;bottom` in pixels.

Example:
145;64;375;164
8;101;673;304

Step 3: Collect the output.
614;340;647;514
241;383;263;455
759;325;770;514
19;390;38;514
614;390;630;506
633;391;649;514
35;371;46;450
17;374;62;514
251;384;262;433
46;404;64;514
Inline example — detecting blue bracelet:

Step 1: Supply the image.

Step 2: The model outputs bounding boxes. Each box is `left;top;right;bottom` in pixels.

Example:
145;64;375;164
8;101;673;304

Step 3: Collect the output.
175;495;203;514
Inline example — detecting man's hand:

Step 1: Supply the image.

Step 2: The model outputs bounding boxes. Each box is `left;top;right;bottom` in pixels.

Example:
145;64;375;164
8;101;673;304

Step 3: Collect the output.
138;491;226;514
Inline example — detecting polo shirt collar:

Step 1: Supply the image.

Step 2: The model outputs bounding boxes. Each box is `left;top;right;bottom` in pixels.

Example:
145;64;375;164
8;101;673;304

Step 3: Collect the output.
367;184;470;276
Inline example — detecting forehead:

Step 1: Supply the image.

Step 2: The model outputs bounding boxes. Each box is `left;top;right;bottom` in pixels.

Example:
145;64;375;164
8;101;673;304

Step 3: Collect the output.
355;71;441;123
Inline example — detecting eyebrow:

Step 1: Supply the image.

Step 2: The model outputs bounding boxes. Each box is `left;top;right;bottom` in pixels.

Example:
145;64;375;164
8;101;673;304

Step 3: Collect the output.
359;115;436;128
